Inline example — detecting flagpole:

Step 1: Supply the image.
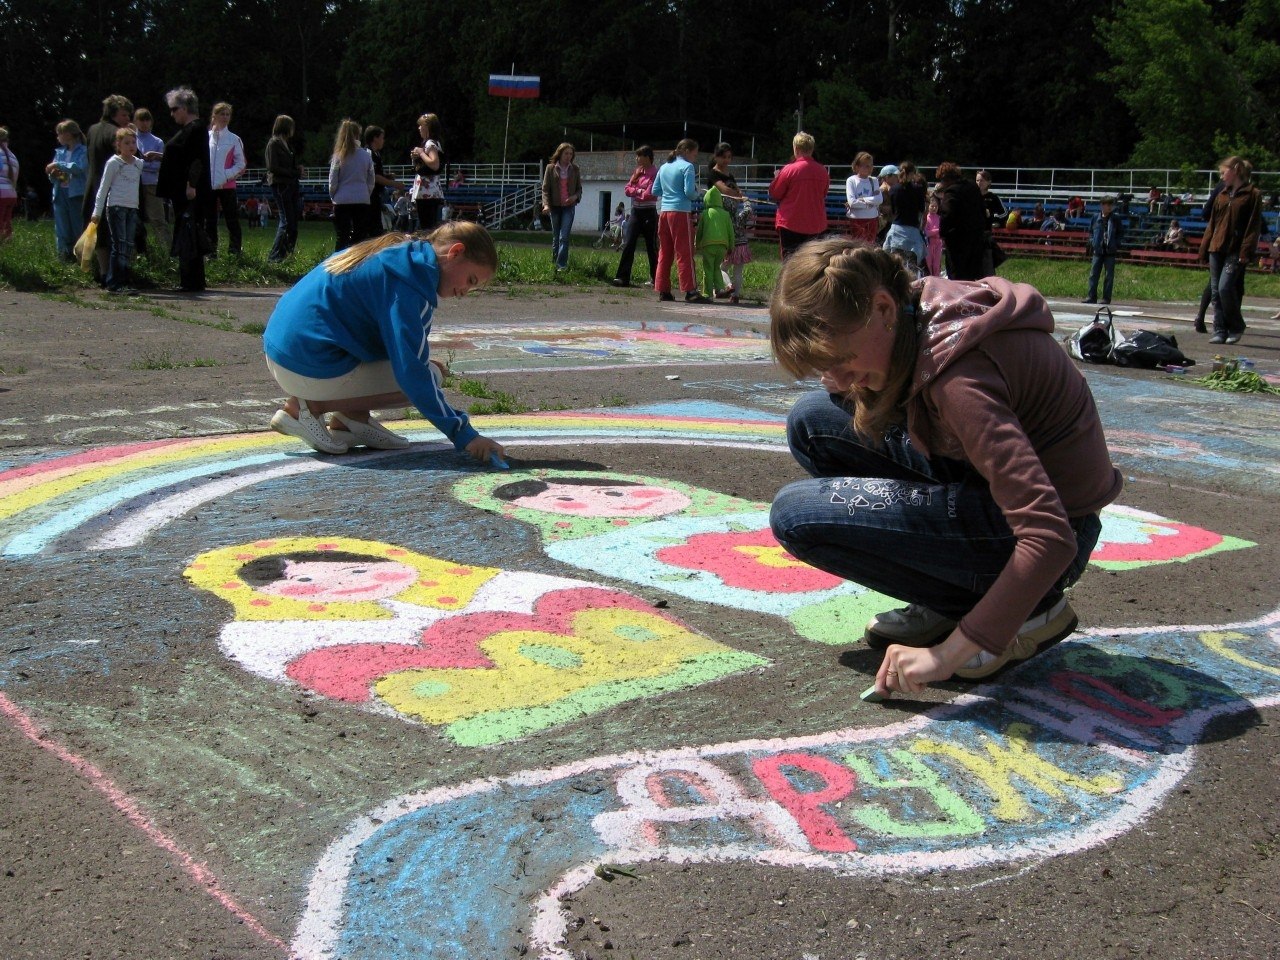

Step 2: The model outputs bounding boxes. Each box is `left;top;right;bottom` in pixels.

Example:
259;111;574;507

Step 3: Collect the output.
501;63;514;226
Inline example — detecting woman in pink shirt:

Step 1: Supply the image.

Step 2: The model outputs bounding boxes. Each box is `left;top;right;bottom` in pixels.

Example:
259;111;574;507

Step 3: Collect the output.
768;131;831;259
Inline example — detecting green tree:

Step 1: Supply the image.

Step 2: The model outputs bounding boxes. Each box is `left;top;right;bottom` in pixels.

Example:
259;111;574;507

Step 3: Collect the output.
1100;0;1244;167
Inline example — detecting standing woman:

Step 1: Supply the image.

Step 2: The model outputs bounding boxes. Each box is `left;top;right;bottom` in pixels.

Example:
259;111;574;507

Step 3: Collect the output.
611;145;658;288
266;115;302;262
769;131;830;259
541;142;582;272
156;87;212;292
1199;157;1261;346
207;102;246;257
934;162;986;281
410;114;445;231
328;119;375;252
707;142;752;304
652;139;703;302
0;128;17;243
845;152;882;244
364;124;399;238
46;120;88;261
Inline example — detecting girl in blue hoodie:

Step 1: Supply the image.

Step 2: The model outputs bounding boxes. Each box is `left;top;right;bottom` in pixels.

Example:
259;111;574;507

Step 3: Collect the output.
263;221;505;462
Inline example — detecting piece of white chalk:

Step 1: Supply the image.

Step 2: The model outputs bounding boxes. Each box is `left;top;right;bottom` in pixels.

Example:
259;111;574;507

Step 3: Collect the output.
860;684;887;703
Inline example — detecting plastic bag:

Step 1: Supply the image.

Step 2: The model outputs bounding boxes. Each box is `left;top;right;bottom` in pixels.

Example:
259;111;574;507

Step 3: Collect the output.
1067;307;1121;364
1113;330;1193;369
73;221;98;272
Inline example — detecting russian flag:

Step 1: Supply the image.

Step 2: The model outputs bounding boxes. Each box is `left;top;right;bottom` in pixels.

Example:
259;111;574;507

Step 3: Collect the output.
488;74;540;99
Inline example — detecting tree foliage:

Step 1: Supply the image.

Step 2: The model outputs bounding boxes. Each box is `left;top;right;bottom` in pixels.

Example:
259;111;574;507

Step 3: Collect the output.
1;0;1275;205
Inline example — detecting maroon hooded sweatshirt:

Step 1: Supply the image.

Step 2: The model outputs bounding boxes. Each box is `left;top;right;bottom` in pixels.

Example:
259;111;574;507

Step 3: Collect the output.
906;276;1123;655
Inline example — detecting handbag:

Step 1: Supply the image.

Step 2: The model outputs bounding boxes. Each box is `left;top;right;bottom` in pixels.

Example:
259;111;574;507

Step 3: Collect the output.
73;221;98;271
1113;330;1193;369
1067;307;1121;364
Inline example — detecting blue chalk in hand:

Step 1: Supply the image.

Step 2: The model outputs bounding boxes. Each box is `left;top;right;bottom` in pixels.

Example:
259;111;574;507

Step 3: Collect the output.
860;684;887;703
489;453;510;470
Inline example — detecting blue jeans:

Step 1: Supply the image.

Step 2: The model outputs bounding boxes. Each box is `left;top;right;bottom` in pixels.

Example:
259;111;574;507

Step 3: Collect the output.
105;206;138;290
883;224;926;271
269;182;300;262
549;205;575;269
53;191;85;259
1087;254;1116;302
1208;252;1245;337
769;390;1099;621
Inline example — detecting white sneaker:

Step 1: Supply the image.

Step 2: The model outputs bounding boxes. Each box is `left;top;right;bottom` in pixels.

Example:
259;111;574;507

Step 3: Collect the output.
864;603;958;650
954;598;1078;681
270;408;349;455
329;413;410;450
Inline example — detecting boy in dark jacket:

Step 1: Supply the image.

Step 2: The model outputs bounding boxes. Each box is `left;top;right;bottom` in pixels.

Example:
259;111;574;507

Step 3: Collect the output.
1084;197;1123;305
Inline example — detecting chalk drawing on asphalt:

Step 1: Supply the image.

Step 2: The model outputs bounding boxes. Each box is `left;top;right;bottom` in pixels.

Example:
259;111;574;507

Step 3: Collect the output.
185;536;766;746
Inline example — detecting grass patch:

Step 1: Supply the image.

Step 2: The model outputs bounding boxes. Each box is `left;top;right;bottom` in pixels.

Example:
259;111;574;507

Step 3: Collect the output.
9;219;1280;305
129;350;221;370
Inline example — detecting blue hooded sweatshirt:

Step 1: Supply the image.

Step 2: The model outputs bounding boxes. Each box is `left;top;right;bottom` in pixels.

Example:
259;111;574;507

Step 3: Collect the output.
263;240;478;451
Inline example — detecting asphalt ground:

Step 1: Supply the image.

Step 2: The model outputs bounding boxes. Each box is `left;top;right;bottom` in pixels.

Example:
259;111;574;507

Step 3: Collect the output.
0;282;1277;960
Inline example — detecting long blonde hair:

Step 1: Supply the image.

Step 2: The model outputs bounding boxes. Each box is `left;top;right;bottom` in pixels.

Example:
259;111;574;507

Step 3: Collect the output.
770;238;917;442
325;220;499;276
332;119;361;162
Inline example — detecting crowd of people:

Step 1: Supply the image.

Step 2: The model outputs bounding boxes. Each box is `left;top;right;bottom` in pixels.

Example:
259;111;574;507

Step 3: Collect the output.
595;131;1019;303
4;92;448;293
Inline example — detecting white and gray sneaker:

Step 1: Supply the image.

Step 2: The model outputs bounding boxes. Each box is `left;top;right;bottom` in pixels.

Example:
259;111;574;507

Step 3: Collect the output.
270;407;349;455
329;413;410;450
864;603;958;650
954;598;1078;681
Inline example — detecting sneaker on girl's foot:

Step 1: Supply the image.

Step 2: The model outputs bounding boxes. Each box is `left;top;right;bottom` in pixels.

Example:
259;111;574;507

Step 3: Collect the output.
864;603;957;650
953;598;1078;681
328;413;410;450
270;407;349;454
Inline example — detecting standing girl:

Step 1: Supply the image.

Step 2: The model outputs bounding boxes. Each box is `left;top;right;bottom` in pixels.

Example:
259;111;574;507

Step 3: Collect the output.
46;120;88;261
923;194;943;277
207;102;246;256
652;139;703;302
768;239;1121;694
91;127;145;292
410;114;445;231
1198;156;1262;345
611;145;658;288
265;115;301;263
263;221;505;460
844;151;882;244
707;142;753;304
0;128;19;243
540;142;582;272
328;119;374;252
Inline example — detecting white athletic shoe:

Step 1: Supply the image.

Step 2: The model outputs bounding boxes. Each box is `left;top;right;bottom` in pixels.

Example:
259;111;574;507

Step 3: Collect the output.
328;413;410;450
954;598;1078;681
270;408;349;455
865;603;958;650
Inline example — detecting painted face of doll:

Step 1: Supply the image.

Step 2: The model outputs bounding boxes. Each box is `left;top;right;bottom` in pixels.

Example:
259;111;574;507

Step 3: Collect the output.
512;482;691;518
256;559;418;601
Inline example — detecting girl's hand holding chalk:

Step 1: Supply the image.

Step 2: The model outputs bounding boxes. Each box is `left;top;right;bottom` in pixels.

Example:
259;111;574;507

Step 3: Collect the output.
465;435;506;467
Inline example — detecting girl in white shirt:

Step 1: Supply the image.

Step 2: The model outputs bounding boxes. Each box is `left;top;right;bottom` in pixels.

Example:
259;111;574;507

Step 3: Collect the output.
845;151;882;244
207;102;246;256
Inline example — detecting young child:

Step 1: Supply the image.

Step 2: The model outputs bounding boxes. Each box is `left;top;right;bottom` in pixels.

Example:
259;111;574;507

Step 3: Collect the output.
923;194;943;276
0;128;18;244
263;220;506;461
694;185;735;299
652;139;703;303
91;126;144;292
609;200;627;249
768;239;1122;696
45;120;88;262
